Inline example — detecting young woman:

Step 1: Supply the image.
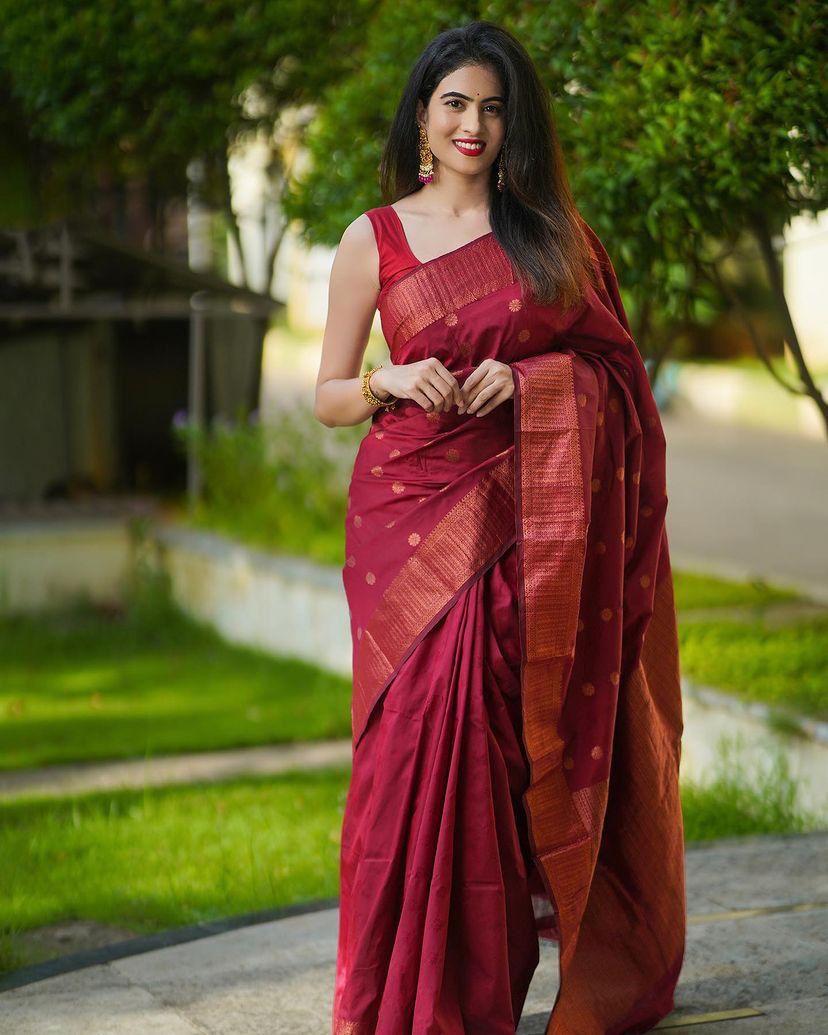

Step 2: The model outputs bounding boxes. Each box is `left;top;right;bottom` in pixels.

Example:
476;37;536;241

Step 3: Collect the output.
315;20;686;1035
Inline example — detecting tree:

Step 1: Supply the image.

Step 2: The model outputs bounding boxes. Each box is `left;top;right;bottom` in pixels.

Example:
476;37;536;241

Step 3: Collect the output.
0;0;377;283
287;1;827;431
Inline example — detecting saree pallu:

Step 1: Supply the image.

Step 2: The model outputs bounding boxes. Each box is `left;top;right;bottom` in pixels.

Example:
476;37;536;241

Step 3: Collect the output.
333;215;686;1034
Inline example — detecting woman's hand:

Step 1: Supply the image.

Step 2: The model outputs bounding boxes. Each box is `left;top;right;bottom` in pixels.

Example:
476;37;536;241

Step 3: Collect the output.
459;359;514;417
371;359;463;413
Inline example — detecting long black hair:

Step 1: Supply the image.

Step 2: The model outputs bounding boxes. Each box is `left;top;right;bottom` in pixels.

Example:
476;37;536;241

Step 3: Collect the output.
379;19;596;310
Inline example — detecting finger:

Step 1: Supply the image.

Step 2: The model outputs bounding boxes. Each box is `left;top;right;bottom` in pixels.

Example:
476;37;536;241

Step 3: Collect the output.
474;385;509;417
434;365;463;405
466;379;500;414
411;386;439;411
429;375;456;412
420;378;448;411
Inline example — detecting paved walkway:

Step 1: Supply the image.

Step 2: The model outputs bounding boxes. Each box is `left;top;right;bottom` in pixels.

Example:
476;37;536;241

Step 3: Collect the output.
0;739;353;801
661;406;828;604
2;831;826;1033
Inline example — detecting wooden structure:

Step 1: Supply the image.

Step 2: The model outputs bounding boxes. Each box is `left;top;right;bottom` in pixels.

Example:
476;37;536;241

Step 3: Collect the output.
0;221;280;503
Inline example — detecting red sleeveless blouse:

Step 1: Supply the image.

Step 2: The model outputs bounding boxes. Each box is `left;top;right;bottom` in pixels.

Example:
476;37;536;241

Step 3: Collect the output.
364;206;421;296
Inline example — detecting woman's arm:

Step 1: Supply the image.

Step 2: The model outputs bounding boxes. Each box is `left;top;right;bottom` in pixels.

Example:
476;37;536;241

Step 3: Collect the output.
313;215;393;428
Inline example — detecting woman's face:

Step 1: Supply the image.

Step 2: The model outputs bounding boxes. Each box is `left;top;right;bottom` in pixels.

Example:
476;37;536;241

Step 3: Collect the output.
417;63;506;180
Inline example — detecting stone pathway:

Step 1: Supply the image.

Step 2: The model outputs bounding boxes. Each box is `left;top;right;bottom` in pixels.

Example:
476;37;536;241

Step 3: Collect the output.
2;831;826;1033
0;740;353;801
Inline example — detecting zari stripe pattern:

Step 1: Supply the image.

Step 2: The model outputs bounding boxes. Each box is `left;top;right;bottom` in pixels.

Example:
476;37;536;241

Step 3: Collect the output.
350;454;515;746
381;235;515;352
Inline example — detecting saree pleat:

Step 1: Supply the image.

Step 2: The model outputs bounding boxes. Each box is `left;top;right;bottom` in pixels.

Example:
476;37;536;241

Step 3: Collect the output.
333;208;686;1034
334;542;541;1034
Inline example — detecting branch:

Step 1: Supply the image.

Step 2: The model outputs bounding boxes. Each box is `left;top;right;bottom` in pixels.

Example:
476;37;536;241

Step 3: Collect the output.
699;261;800;395
751;210;828;436
220;159;249;289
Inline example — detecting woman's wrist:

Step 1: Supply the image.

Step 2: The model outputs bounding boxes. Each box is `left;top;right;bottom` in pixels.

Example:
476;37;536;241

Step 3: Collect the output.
369;366;393;402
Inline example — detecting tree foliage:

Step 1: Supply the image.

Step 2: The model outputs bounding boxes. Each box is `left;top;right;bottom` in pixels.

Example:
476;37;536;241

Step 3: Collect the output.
288;0;827;422
0;0;376;210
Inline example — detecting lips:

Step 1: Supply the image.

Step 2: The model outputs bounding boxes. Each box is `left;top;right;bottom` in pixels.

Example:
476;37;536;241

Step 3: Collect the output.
452;139;486;156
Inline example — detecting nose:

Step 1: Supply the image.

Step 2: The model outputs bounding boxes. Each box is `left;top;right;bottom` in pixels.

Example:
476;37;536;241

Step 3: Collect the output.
461;109;484;136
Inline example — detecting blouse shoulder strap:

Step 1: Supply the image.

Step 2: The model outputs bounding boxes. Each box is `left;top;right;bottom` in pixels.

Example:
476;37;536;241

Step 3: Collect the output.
364;206;417;291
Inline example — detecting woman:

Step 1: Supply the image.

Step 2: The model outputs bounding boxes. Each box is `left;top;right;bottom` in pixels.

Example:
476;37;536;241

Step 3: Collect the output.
314;20;686;1035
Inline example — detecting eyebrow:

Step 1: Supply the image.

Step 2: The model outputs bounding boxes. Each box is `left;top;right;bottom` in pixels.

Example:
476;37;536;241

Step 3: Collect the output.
439;91;505;103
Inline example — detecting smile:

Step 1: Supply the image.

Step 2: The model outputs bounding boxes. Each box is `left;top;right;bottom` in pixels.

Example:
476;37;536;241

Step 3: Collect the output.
452;140;486;156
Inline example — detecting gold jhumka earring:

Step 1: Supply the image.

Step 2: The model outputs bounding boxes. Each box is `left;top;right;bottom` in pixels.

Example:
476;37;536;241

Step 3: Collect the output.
418;124;434;184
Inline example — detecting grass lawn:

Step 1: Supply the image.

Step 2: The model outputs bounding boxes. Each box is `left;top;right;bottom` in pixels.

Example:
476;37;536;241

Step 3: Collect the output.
674;571;828;721
0;587;352;771
1;746;822;977
1;567;825;772
679;615;828;720
672;570;804;610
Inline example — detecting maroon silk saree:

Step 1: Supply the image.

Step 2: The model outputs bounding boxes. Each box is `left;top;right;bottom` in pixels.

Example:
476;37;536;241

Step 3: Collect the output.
333;213;686;1034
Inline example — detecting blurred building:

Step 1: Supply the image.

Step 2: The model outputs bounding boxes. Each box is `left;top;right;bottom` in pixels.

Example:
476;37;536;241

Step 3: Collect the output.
0;222;279;503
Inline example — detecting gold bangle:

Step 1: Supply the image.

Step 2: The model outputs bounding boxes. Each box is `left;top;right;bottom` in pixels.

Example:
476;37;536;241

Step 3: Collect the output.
361;364;396;410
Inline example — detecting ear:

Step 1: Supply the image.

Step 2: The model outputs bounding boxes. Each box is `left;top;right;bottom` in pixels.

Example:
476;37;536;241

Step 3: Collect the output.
415;99;427;129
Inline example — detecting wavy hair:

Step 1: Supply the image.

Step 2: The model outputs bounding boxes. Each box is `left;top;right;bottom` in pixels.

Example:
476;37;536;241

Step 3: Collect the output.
379;19;597;309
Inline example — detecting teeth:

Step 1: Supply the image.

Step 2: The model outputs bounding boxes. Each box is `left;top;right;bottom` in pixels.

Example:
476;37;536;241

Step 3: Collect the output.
455;141;484;152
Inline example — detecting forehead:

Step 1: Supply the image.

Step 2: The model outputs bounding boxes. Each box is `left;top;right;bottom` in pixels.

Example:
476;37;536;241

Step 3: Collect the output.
435;63;503;96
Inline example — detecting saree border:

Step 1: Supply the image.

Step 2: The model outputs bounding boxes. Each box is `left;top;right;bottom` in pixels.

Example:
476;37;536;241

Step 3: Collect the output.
511;352;600;969
381;234;515;352
351;452;515;747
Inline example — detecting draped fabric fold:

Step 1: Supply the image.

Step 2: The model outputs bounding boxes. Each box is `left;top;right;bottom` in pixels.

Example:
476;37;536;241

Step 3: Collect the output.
333;210;685;1035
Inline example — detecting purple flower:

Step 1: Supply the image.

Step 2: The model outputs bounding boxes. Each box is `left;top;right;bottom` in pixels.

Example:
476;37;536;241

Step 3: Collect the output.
172;409;189;430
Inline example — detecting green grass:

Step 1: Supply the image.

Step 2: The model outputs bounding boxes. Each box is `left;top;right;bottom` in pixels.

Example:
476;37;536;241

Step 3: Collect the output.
1;564;825;772
681;734;827;841
0;580;351;772
673;570;805;610
0;737;822;978
678;615;828;721
0;767;349;975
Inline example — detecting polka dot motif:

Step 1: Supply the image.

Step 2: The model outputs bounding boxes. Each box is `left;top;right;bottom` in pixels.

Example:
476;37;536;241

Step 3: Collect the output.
591;478;601;493
353;515;362;527
581;681;595;696
597;411;604;426
346;555;356;567
408;532;421;546
445;448;460;462
518;329;530;342
445;312;458;326
641;504;654;517
577;393;587;407
640;574;651;588
609;398;620;413
616;466;625;481
375;431;385;439
591;745;604;760
600;608;613;621
391;482;406;494
365;572;376;585
371;465;383;477
563;756;574;770
610;671;620;685
389;448;401;459
509;298;522;312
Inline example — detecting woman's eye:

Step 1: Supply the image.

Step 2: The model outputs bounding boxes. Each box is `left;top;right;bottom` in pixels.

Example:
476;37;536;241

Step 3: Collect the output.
446;100;502;114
